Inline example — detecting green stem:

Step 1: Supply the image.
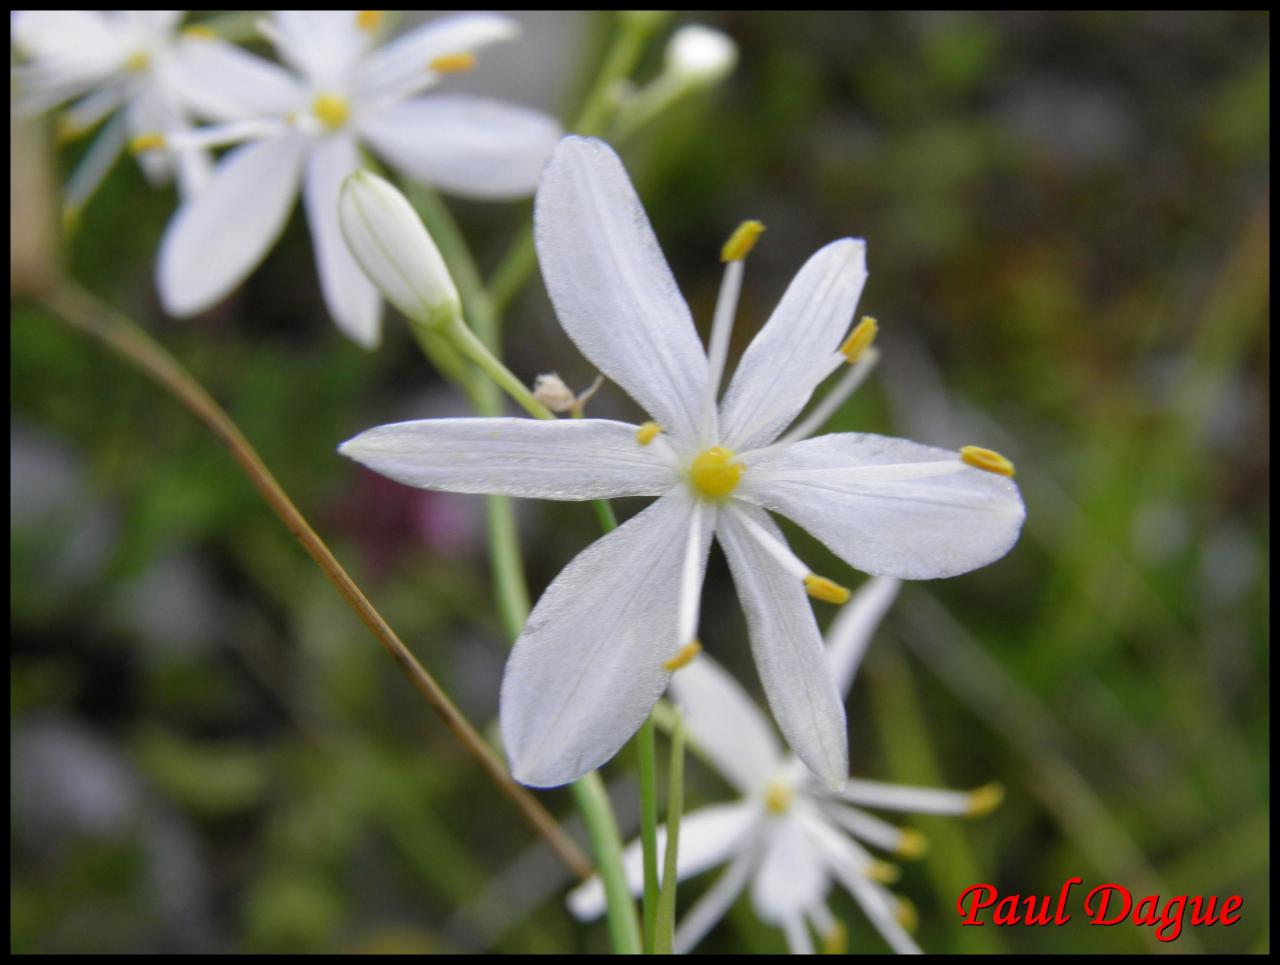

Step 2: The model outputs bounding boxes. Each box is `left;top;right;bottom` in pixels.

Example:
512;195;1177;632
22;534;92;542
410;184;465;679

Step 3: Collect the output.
444;318;553;420
572;772;644;954
653;710;685;954
636;717;660;952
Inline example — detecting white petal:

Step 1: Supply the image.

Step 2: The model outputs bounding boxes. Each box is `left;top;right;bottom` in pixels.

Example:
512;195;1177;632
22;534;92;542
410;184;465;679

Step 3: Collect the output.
838;779;977;815
739;433;1026;580
825;575;900;698
339;417;677;499
171;37;303;122
157;134;307;317
567;801;758;920
360;94;561;200
270;11;367;88
749;814;829;926
668;653;784;795
719;239;867;450
303;134;382;347
535;137;710;448
501;488;713;787
356;11;519;102
673;845;758;953
716;504;848;789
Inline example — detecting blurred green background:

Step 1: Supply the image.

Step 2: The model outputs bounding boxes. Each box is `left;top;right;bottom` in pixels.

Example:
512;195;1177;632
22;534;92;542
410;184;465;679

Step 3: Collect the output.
11;10;1269;954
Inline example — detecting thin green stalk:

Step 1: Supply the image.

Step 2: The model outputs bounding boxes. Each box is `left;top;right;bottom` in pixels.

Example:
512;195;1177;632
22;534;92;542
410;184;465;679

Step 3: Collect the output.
488;11;667;316
444;318;553;420
653;710;685;954
573;772;644;954
636;717;660;952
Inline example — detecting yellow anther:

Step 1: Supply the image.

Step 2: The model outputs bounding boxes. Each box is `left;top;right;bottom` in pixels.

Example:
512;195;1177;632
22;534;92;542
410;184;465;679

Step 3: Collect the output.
689;446;743;500
895;828;929;860
635;421;662;446
721;219;765;262
430;52;476;74
662;639;702;671
965;782;1005;817
181;25;218;40
821;920;847;955
959;446;1015;478
129;132;166;154
356;10;384;31
312;93;351;131
895;897;919;933
764;781;793;815
124;50;151;73
865;859;901;884
803;573;851;605
840;315;878;362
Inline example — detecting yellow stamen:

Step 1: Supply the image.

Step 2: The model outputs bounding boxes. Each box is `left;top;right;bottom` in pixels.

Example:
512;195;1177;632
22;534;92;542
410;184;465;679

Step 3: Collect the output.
895;897;919;932
959;445;1015;477
129;132;166;154
865;859;901;884
124;50;150;73
895;828;929;860
689;446;743;500
721;219;765;262
965;782;1005;817
764;781;793;815
803;573;850;605
356;10;384;31
821;920;848;955
840;315;878;362
312;93;351;131
635;421;662;446
430;52;476;74
181;25;218;40
662;639;702;671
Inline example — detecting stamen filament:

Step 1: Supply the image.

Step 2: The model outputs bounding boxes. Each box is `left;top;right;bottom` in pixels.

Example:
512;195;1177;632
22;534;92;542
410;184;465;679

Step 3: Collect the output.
702;259;743;437
675;502;706;648
731;509;809;579
777;346;880;445
839;778;994;816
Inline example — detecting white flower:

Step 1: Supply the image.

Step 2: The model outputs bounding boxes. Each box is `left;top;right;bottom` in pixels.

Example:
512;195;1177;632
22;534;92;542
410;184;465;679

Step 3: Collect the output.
10;11;212;220
567;576;1004;954
339;136;1025;788
154;11;563;348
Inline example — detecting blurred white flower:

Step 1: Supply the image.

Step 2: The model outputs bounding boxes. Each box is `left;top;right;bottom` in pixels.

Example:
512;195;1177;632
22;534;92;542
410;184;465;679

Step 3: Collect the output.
340;136;1025;788
10;11;212;223
567;576;1004;954
154;11;563;347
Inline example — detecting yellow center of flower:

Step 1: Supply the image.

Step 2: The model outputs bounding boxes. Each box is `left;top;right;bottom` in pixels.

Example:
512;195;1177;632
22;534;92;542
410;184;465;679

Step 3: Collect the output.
124;50;150;73
312;93;351;130
763;781;793;815
689;447;743;500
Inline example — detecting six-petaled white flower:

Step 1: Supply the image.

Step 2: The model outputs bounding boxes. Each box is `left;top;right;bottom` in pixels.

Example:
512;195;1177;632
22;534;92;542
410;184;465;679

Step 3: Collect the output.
567;576;1005;954
340;135;1025;790
154;11;563;347
10;10;211;222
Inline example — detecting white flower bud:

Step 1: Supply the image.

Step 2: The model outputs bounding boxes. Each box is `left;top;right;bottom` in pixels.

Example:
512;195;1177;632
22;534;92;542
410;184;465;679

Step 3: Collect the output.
665;25;737;89
532;373;577;413
339;169;461;330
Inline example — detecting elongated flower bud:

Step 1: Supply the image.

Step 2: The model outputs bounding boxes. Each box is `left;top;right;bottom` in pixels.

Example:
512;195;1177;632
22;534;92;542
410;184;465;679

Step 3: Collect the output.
665;25;737;89
339;170;461;331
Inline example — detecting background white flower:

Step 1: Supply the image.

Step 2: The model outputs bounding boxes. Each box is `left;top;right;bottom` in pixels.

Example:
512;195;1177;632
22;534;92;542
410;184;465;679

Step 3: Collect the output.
10;10;211;222
567;576;1003;955
154;11;563;348
339;136;1025;789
